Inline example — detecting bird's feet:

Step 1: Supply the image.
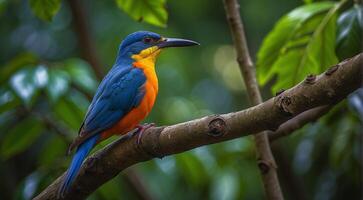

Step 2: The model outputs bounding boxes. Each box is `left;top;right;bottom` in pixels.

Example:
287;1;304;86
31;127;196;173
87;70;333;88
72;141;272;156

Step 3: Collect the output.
134;123;155;145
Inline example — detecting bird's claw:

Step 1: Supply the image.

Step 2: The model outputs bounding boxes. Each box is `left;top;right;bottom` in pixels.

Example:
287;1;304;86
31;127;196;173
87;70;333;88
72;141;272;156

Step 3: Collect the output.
134;123;155;145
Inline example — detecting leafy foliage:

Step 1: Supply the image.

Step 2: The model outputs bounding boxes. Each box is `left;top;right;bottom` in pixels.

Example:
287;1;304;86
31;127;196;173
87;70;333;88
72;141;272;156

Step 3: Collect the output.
9;65;52;108
1;117;44;158
0;53;38;84
115;0;168;27
28;0;169;27
0;55;96;160
256;2;339;93
336;4;363;60
0;0;361;199
46;68;70;102
29;0;62;21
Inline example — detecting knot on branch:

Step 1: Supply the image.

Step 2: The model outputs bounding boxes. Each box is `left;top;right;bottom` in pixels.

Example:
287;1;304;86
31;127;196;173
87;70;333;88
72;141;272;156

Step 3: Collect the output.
257;160;275;174
207;116;227;137
304;74;316;84
276;96;293;116
325;64;339;76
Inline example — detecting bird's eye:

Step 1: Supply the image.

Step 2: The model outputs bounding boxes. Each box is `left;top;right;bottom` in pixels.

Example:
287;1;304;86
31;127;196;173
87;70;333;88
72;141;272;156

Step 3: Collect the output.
143;37;153;44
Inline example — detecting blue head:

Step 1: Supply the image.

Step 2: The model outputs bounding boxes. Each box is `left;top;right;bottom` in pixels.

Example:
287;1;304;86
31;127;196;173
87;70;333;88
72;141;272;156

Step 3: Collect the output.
115;31;199;65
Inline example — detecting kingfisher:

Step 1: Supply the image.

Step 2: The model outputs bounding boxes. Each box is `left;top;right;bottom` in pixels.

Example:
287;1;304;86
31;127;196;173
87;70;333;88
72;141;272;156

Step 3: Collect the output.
58;31;199;197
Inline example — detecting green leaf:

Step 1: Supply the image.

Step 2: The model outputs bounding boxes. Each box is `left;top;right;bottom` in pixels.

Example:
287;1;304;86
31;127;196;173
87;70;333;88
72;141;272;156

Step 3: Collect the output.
97;177;123;200
256;2;339;93
46;68;70;102
175;152;208;187
329;115;356;169
38;136;67;166
303;0;313;4
63;58;98;94
115;0;168;27
0;88;21;114
211;171;239;200
29;0;62;21
1;117;44;159
9;66;48;106
0;0;8;17
0;53;38;84
336;4;363;60
53;97;84;130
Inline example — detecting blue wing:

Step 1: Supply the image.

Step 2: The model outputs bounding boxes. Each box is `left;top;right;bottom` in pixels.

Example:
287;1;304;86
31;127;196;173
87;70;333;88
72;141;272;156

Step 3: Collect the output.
69;66;146;151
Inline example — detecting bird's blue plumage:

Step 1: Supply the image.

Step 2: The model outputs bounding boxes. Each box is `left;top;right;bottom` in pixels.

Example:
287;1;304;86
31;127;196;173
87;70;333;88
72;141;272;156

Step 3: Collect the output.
58;134;99;198
81;66;147;136
59;62;147;197
58;30;197;197
59;66;147;196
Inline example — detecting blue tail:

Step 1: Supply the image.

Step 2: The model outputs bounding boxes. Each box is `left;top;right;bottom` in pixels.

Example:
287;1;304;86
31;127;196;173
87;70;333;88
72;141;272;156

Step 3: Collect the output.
58;134;100;198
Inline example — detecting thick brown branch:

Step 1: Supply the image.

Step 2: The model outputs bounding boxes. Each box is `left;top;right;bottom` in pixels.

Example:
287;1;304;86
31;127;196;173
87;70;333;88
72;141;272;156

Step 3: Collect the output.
222;0;283;199
33;53;363;200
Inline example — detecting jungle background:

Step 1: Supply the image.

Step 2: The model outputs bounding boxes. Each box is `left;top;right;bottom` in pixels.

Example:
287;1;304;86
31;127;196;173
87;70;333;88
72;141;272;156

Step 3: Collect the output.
0;0;362;199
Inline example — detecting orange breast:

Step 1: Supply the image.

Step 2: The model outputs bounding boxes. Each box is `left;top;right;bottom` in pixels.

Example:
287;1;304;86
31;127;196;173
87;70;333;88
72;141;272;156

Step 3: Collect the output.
101;62;158;140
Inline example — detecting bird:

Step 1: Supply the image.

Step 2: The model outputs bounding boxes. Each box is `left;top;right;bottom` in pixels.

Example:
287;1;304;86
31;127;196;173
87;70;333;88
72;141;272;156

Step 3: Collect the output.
58;31;199;197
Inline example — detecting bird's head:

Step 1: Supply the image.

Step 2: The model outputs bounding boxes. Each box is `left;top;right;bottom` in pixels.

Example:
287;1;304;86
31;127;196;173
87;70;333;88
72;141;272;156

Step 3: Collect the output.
116;31;199;64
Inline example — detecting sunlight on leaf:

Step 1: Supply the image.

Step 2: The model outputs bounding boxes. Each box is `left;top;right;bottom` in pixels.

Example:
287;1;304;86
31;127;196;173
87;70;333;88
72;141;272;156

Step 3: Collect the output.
0;89;21;114
29;0;62;21
34;65;49;87
211;171;239;200
303;0;314;4
46;68;70;102
10;67;42;106
64;58;98;94
115;0;168;27
23;172;40;199
256;2;339;93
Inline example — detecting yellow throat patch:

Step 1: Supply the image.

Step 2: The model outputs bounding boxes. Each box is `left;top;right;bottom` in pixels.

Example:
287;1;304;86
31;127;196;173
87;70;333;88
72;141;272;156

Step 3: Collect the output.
131;46;161;68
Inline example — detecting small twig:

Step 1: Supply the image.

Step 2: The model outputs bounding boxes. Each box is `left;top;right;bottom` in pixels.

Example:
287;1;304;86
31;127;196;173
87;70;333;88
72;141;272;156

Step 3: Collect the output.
269;105;332;141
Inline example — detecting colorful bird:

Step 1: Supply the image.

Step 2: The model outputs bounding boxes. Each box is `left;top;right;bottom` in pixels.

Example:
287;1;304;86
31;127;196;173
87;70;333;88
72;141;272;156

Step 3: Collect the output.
58;31;199;197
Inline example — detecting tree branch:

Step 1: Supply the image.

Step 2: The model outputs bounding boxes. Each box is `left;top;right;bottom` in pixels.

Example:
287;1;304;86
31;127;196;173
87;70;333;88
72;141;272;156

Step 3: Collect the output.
222;0;283;199
268;105;332;141
34;53;363;200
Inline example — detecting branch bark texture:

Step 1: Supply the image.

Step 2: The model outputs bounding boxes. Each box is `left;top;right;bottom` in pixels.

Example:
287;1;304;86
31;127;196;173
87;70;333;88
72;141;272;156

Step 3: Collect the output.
34;53;363;200
222;0;283;199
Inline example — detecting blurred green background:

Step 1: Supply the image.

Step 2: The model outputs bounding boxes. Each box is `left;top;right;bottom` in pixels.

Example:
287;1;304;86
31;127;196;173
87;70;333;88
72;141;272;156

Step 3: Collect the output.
0;0;362;199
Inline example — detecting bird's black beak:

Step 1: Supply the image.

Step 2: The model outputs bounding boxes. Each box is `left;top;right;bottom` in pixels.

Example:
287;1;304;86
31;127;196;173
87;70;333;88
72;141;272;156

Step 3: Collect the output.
157;38;199;48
